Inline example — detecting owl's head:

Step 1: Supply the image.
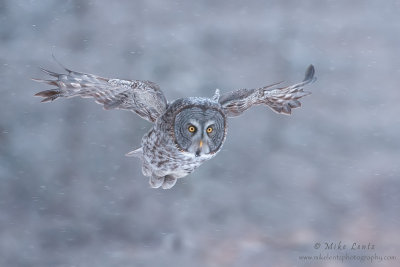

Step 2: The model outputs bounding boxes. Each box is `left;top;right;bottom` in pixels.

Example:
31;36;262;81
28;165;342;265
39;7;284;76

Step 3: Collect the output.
171;98;227;157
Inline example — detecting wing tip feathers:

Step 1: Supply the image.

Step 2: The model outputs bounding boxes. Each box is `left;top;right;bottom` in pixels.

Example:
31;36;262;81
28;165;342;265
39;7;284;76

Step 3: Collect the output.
304;64;317;84
34;89;62;102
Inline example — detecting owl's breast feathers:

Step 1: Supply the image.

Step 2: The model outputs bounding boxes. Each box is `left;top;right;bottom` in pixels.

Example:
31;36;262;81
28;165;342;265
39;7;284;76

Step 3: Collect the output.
140;125;213;179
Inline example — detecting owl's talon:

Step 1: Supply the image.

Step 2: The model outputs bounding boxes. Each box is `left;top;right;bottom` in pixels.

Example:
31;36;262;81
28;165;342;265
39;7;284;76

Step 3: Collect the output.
162;176;177;189
149;176;164;188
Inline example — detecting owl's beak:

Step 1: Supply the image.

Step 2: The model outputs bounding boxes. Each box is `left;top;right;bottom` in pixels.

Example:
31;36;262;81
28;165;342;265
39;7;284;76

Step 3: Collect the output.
195;140;204;157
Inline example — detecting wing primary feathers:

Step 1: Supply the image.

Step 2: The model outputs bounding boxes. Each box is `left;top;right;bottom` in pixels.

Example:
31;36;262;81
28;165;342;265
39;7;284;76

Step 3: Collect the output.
260;81;284;91
303;64;317;84
303;64;316;83
34;89;63;102
34;60;168;122
31;78;59;86
219;64;317;117
39;68;59;77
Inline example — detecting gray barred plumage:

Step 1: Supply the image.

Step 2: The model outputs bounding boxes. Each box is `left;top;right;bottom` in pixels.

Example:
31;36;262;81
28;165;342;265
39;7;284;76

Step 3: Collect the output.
34;62;316;189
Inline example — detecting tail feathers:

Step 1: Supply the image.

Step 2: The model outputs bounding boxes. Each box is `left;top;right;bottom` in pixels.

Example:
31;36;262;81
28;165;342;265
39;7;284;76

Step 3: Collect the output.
125;147;143;158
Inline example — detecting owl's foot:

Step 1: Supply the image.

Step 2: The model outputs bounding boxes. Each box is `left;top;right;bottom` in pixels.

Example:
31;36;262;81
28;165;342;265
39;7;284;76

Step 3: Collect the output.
162;175;177;189
149;176;164;188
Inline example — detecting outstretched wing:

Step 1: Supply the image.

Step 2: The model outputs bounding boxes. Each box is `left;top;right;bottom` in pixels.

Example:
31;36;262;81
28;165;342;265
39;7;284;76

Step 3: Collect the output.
34;66;168;123
218;65;316;117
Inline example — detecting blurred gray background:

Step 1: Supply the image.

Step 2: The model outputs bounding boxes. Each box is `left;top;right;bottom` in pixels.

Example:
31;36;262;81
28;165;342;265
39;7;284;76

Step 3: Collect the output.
1;0;399;266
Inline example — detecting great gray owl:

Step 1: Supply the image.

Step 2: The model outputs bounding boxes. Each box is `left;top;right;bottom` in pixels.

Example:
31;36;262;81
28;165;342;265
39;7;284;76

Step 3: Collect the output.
34;63;316;189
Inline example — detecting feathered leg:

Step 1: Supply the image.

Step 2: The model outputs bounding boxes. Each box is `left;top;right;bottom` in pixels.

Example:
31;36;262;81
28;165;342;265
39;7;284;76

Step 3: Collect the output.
162;175;178;189
149;175;164;188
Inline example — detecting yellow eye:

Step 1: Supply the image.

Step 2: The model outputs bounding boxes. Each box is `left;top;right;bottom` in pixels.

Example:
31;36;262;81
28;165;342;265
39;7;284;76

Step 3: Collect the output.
206;127;213;133
188;126;196;133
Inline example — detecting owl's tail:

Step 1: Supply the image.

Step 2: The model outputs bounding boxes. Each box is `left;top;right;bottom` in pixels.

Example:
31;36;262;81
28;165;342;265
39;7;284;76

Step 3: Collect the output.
126;147;143;158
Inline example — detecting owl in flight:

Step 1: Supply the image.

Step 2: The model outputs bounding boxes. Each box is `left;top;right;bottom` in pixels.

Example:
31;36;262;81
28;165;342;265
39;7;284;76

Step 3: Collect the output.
34;62;316;189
